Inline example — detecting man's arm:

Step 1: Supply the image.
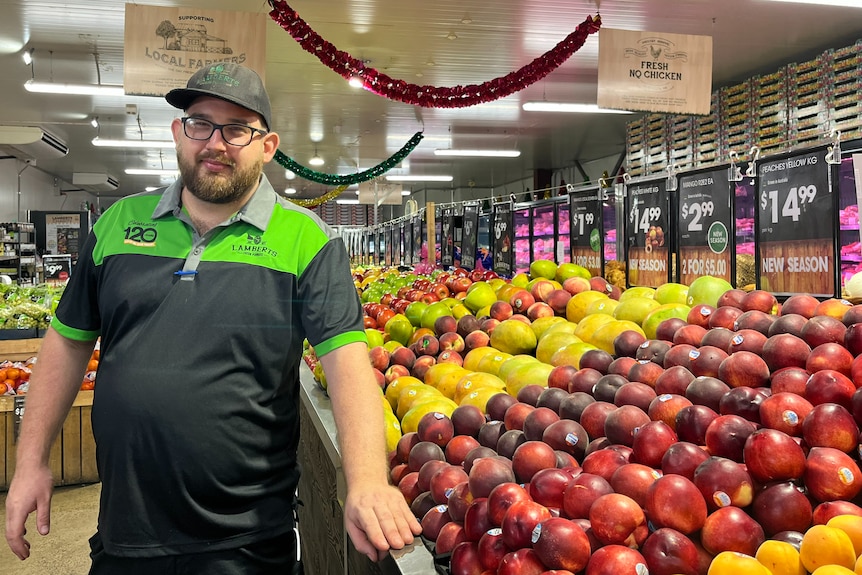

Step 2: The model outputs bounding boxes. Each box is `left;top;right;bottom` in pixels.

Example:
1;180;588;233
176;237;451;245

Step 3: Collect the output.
4;327;96;560
319;341;422;561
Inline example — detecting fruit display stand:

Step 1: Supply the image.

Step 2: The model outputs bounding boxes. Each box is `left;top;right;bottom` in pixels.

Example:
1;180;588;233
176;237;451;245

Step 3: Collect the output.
297;363;436;575
0;338;99;491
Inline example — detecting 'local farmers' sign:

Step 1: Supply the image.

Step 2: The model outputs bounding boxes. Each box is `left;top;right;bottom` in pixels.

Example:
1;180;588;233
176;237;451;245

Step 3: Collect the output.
625;177;671;288
755;145;839;297
568;187;604;277
677;166;734;285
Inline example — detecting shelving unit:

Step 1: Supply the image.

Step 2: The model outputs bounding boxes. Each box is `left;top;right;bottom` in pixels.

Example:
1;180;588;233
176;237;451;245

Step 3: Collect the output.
0;223;37;285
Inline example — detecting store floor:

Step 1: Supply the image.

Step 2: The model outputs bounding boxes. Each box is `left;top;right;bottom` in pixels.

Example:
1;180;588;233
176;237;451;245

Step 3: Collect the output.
0;483;100;575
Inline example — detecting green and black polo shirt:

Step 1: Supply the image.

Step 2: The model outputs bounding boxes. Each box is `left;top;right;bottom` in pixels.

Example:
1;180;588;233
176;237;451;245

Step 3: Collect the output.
51;174;366;557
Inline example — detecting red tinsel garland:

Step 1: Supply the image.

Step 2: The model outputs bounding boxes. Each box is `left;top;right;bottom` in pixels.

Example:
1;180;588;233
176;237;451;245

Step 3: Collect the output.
267;0;601;109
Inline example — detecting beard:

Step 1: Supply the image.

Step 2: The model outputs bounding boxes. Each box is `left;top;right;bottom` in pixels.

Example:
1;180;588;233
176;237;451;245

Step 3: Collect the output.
177;143;263;204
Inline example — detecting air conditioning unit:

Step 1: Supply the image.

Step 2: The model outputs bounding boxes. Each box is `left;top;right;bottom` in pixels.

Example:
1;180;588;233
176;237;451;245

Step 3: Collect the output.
73;172;119;192
0;126;69;159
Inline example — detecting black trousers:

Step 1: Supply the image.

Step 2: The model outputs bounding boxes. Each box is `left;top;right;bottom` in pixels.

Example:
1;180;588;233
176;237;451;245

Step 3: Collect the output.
88;530;301;575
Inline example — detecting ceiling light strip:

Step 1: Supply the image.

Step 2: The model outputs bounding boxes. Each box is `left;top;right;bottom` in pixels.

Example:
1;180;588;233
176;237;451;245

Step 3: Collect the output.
24;80;124;96
434;149;521;158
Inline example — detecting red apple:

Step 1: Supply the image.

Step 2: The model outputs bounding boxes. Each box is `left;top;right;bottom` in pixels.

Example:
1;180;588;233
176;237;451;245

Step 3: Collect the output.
418;459;451;492
422;503;453;540
636;339;673;366
529;467;574;509
547;364;579;391
446;435;481;466
496;429;526;460
626;361;665;389
708;306;744;330
645;473;708;534
703;414;757;463
523;406;561;441
588;493;647;547
744;427;807;482
532;517;591;573
562;472;614;519
593;373;628;403
451;404;487;437
503;400;535;432
434;521;467;555
688;345;729;378
457;314;482;337
450;541;483;575
585;545;648;575
654;366;696;396
687;304;716;329
844;322;862;356
408;441;447;472
692;455;754;510
674;404;719;445
718;386;767;423
685;376;730;413
717;351;770;389
740;289;778;314
604;405;651;447
398;471;422;506
487;482;531;526
517;384;547;407
614;381;658;411
717;288;746;308
614;329;648;358
700;506;765;555
770;366;810;396
782;293;820;318
734;309;777;335
546;289;573;316
537;387;570;413
673;324;708;347
581;349;615;374
476;527;507;572
802;402;859;453
805;369;856;409
580;448;629;483
485;393;518;422
512;440;558;483
468;456;517;499
558;392;596;422
759;392;813;436
431;465;469;505
801;314;848;348
726;329;768;355
750;481;812;536
509;289;535;314
498;548;546;575
567;367;603;394
578;401;616;441
804;446;862;502
662;343;696;370
477;420;506;449
609;462;661;508
812;500;862;524
447;481;474;522
418;411;455;447
762;333;812;371
542;419;589;461
647;393;693;429
463;498;492;542
661;441;710;480
631;420;679;468
768;313;809;338
655;317;688;342
640;527;700;575
500;499;552;550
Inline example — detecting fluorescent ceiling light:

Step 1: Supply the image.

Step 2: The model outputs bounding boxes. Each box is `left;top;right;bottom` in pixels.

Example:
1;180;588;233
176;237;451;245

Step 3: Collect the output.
348;76;364;88
24;79;124;96
285;169;296;180
144;186;159;192
92;137;173;149
125;168;178;176
90;117;99;129
309;154;324;166
760;0;862;5
22;49;32;66
386;175;453;182
434;149;521;158
522;102;633;114
336;199;359;204
401;190;411;196
285;187;297;195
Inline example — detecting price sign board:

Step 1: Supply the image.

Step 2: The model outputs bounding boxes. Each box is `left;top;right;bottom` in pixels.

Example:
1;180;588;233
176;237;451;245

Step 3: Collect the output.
493;201;514;277
755;145;839;297
14;395;25;442
677;166;735;285
441;208;455;266
568;187;604;277
624;177;671;287
412;215;422;264
43;254;72;287
461;204;479;270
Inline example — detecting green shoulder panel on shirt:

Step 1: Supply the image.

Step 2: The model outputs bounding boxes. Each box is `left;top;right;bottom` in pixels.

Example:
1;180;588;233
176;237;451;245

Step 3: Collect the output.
202;205;332;275
50;316;100;341
313;330;368;357
91;194;191;265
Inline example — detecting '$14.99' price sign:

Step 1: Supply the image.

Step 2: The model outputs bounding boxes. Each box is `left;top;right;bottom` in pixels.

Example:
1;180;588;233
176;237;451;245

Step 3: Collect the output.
760;185;817;225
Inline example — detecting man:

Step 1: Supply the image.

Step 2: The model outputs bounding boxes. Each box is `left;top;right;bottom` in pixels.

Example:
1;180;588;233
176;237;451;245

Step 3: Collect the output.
5;62;420;573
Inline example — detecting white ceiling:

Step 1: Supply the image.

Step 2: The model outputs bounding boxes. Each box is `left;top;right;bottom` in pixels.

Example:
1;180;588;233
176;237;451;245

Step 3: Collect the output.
1;0;862;202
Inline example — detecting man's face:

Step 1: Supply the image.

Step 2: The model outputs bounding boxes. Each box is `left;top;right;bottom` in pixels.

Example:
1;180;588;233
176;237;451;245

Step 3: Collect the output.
171;96;278;205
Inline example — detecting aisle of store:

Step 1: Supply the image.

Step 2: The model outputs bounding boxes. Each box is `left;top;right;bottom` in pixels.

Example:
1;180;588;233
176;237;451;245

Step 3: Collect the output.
0;483;98;574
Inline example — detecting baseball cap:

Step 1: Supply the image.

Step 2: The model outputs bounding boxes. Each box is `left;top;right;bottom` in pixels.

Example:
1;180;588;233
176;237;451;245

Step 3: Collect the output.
166;62;272;130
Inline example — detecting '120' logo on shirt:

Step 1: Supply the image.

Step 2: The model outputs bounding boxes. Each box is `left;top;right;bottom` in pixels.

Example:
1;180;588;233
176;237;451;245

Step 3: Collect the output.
124;225;158;247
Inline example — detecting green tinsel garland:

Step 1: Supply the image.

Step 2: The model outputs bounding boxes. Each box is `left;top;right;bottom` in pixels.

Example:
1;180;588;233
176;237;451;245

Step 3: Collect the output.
273;131;424;185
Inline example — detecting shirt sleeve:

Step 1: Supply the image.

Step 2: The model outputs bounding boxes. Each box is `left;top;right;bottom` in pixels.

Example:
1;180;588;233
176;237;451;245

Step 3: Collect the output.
297;237;366;356
50;228;102;341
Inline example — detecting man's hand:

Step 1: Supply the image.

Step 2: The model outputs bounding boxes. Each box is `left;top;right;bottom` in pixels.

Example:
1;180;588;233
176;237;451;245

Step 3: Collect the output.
343;480;422;561
5;464;54;560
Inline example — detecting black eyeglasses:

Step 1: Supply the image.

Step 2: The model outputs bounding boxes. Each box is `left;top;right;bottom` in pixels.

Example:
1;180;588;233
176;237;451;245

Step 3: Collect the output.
181;117;268;147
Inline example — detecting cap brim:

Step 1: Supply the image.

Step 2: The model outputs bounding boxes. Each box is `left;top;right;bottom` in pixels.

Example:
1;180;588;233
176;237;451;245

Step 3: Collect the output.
165;88;270;129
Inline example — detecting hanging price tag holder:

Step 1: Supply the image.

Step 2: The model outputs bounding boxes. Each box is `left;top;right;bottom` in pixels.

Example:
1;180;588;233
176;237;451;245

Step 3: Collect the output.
568;187;604;277
13;395;25;442
677;166;736;285
461;204;479;270
400;221;409;267
755;145;839;297
624;177;672;287
410;215;421;264
493;201;514;277
377;227;385;266
441;208;454;266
